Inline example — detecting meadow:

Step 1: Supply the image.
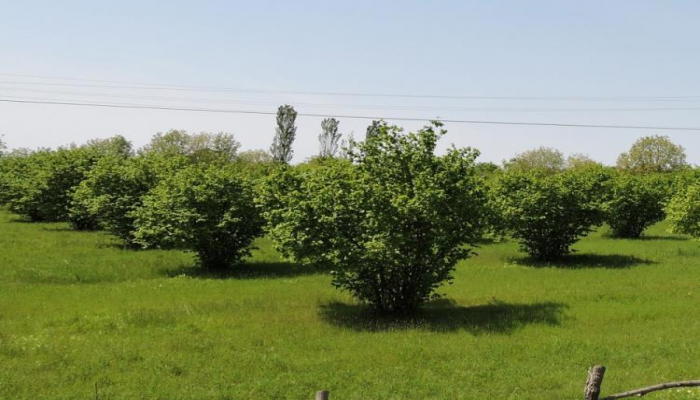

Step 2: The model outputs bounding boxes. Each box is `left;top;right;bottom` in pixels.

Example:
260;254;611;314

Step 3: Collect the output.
1;208;699;399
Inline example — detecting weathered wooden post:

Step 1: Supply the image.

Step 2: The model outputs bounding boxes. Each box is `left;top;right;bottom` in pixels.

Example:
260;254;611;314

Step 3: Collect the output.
316;390;329;400
584;365;606;400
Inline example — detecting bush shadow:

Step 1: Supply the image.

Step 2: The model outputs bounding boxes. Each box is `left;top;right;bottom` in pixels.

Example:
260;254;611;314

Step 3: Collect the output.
39;226;97;233
163;261;325;280
601;232;690;241
636;235;689;242
510;254;654;269
319;299;566;334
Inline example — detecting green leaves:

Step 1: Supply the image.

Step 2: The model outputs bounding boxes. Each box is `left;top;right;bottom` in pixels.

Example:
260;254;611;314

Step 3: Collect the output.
490;168;610;260
4;147;99;223
262;122;487;313
70;154;187;245
133;164;264;270
616;135;687;173
668;180;700;238
604;172;667;238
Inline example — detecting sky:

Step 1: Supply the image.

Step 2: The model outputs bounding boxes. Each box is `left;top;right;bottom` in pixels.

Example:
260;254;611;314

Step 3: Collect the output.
1;1;700;165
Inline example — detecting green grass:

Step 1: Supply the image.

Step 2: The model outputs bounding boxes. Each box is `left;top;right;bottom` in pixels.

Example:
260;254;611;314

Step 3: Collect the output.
1;208;699;399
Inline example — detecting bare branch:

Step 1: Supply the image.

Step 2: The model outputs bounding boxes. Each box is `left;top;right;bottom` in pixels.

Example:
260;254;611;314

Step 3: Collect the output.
602;380;700;400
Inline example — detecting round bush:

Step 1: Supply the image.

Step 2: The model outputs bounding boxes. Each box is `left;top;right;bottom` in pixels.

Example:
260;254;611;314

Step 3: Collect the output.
490;169;610;260
133;164;264;269
261;122;488;314
605;173;666;238
71;154;187;246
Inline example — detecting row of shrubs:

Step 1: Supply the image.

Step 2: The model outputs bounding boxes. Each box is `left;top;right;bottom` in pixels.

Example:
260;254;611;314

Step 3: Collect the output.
1;125;698;313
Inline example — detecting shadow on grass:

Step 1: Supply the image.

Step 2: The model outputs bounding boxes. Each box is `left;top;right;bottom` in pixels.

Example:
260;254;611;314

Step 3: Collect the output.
8;216;37;223
163;261;324;280
510;254;654;269
39;226;94;233
600;232;690;241
636;235;690;242
319;299;566;334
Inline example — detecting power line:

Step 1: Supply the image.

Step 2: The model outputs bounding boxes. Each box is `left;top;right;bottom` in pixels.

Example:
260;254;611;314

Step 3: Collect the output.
1;73;700;102
3;97;700;132
4;86;700;112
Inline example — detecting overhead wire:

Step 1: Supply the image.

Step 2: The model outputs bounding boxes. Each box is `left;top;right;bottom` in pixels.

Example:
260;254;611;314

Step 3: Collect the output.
2;86;700;112
1;73;700;102
3;97;700;132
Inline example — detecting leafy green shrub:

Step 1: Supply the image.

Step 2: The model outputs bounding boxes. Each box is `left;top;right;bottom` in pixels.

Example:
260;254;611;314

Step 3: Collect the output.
260;158;360;266
490;168;610;260
670;168;700;199
71;154;188;246
133;164;264;269
0;150;32;206
261;122;488;314
667;181;700;238
1;137;133;227
604;172;667;238
4;148;96;223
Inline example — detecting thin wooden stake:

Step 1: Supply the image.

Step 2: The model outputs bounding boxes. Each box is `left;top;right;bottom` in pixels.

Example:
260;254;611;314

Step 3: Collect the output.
315;390;329;400
585;365;606;400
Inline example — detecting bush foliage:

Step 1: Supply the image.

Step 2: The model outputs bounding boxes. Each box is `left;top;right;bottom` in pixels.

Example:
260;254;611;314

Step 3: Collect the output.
71;154;188;246
133;164;264;270
604;172;667;238
262;122;488;313
490;168;610;260
4;148;96;223
667;181;700;238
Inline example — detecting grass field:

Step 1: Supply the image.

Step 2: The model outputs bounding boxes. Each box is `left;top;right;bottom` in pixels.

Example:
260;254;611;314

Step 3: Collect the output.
1;208;699;399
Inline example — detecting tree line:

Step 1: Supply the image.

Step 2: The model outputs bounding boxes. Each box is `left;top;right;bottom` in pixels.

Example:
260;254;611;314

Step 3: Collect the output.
1;105;699;314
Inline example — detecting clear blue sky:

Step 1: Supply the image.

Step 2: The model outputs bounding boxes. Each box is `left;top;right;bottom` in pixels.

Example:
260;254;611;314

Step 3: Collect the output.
2;1;700;164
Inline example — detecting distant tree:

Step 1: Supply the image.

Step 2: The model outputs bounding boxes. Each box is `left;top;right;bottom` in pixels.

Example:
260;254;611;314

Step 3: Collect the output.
617;135;687;173
141;130;190;156
475;162;500;176
338;133;355;160
84;135;133;158
270;105;297;164
318;118;341;158
504;147;565;174
0;135;6;157
133;164;264;270
140;130;239;163
365;120;384;140
188;132;240;163
566;153;601;170
235;149;275;178
261;122;488;314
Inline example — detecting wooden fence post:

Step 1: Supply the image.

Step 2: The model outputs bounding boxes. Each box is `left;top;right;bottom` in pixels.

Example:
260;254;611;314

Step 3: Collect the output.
316;390;329;400
584;365;606;400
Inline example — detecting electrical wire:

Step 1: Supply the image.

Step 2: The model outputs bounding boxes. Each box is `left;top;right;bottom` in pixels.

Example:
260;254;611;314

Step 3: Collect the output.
3;97;700;131
2;87;700;112
1;73;700;102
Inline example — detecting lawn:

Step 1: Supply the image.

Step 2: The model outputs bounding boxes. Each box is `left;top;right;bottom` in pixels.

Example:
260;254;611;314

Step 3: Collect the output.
1;208;699;399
